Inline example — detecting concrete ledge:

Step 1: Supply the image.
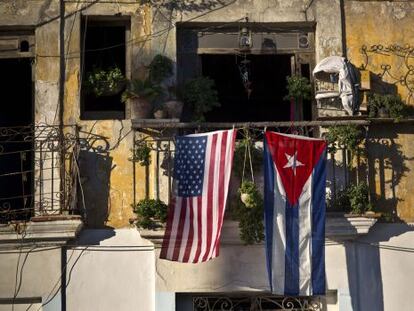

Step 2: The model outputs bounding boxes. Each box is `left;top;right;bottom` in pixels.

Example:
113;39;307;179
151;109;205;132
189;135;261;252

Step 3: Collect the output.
326;213;379;240
0;217;83;247
139;214;379;245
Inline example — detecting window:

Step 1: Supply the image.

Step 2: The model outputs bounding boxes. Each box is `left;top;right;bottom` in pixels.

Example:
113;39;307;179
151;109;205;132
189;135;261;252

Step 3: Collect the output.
80;17;130;120
176;23;315;122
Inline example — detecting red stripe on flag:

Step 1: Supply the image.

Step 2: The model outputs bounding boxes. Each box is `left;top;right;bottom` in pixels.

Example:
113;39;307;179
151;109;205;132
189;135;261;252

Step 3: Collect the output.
172;198;187;261
193;196;203;263
182;198;194;262
212;131;228;258
202;133;218;262
160;197;176;259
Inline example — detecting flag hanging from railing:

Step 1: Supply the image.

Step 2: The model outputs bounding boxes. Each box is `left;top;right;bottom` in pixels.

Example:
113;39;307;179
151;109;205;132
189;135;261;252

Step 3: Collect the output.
264;131;327;296
160;129;237;263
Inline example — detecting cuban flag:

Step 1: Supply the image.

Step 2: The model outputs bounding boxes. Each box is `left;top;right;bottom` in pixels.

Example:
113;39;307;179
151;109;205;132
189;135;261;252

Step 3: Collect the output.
264;131;327;296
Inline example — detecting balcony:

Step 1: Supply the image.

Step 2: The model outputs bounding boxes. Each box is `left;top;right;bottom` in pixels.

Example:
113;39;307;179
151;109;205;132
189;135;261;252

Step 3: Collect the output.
0;125;83;245
129;119;403;243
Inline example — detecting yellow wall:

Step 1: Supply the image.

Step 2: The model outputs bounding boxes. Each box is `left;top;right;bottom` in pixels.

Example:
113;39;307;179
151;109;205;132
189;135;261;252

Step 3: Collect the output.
345;1;414;103
62;3;153;228
346;1;414;221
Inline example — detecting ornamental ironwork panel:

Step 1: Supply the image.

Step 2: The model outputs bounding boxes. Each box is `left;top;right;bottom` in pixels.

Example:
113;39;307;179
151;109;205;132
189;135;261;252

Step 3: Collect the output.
132;123;366;213
0;125;80;222
193;295;322;311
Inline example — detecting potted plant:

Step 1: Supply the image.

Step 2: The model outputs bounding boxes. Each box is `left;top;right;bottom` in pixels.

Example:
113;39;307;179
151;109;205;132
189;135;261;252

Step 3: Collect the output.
368;93;407;120
328;182;372;214
132;198;168;229
148;54;173;84
130;142;152;166
84;66;126;97
182;76;220;121
163;85;184;119
122;79;162;119
239;180;259;208
147;54;185;119
284;75;312;121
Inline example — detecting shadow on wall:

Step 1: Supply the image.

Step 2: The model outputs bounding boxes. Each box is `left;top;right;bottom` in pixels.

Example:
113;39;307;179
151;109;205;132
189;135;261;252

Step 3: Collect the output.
366;124;413;222
344;222;414;311
78;150;113;228
156;0;234;13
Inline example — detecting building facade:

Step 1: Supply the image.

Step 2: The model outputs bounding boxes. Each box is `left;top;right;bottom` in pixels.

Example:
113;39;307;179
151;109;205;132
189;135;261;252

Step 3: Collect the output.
1;1;414;310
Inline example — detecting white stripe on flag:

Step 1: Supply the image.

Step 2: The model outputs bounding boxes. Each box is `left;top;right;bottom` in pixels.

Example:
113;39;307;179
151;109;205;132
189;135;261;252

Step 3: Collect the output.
178;197;191;262
188;196;198;263
298;174;313;296
214;130;234;258
198;134;213;263
272;164;287;295
166;196;182;260
207;132;222;260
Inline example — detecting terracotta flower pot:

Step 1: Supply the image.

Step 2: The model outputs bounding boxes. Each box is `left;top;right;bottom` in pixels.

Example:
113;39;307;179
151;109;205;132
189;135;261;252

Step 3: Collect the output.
164;100;184;119
130;97;152;119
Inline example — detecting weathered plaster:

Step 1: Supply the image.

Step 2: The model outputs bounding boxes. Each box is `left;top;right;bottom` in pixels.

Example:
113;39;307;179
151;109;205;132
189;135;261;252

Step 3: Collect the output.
35;80;59;124
345;1;414;221
60;3;152;228
345;0;414;101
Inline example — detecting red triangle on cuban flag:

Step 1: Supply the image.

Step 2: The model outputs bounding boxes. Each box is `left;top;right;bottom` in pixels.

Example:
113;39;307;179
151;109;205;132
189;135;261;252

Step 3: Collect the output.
265;131;327;206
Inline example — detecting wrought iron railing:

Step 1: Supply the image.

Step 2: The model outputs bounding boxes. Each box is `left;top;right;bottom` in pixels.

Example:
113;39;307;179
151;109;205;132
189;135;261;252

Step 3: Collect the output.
192;295;322;311
0;125;80;222
131;121;371;212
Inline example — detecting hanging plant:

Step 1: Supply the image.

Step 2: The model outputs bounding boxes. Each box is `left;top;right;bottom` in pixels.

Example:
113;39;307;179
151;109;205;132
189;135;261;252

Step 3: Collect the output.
232;180;264;244
284;75;312;102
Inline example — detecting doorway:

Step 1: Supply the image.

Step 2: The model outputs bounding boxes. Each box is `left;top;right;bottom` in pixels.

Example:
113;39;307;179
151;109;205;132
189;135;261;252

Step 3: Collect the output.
201;54;294;122
0;58;33;221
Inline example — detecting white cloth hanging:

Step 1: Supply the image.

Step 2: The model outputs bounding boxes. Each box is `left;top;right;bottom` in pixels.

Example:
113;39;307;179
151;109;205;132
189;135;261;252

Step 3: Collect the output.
313;56;359;115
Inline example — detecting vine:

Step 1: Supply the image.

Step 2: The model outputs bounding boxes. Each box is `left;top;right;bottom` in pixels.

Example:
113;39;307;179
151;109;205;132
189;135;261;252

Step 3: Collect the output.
324;124;364;166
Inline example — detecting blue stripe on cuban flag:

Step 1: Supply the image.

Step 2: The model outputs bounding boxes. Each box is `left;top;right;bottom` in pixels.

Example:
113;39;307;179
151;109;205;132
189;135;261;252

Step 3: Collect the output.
264;132;326;296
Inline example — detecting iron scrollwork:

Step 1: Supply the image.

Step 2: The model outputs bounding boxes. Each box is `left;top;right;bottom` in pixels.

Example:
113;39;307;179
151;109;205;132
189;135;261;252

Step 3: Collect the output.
193;295;322;311
0;125;80;222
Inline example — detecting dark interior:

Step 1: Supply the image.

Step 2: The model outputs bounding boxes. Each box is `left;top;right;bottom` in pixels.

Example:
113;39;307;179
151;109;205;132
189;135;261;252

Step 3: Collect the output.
0;58;32;126
0;58;33;221
81;21;126;119
201;54;298;122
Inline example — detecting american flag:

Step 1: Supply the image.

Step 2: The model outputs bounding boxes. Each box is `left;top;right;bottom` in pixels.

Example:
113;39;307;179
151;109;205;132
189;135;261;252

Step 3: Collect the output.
160;129;237;263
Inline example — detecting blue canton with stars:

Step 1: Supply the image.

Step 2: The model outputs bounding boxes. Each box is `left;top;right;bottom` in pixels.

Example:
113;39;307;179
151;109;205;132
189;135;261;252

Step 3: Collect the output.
174;135;207;197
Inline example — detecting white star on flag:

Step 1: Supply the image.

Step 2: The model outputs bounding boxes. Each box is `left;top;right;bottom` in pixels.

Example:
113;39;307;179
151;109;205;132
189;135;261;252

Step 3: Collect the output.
283;152;304;175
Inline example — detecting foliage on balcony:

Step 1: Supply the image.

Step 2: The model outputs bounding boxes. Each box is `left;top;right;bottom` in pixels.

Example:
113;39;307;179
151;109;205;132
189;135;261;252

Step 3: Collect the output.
182;76;220;121
328;182;372;214
132;198;168;229
324;124;364;165
367;93;412;120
